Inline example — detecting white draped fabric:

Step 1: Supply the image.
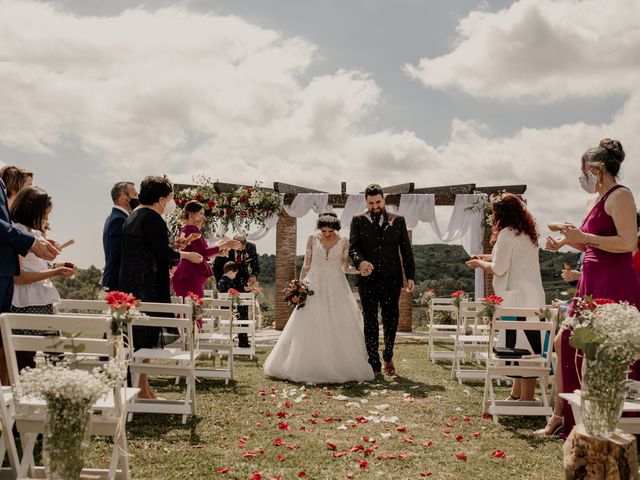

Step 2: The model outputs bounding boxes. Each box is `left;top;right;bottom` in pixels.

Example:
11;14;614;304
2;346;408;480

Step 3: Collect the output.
399;193;487;299
340;194;367;229
284;193;329;217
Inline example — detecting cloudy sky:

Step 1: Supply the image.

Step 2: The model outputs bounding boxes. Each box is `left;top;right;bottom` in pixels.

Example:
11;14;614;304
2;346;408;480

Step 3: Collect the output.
1;0;638;267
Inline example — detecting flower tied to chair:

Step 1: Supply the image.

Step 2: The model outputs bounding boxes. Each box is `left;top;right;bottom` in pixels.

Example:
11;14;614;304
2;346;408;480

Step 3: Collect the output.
104;290;139;336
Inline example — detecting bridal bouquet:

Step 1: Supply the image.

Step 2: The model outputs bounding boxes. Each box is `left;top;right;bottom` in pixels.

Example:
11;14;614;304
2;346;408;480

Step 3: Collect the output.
283;280;314;309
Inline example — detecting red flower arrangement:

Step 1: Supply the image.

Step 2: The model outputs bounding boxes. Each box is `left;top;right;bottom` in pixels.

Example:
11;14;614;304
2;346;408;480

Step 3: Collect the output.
477;294;504;321
104;290;139;335
283;280;314;309
450;290;467;309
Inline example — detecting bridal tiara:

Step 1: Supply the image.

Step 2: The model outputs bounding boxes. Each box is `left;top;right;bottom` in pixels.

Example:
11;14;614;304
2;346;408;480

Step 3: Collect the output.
318;214;338;222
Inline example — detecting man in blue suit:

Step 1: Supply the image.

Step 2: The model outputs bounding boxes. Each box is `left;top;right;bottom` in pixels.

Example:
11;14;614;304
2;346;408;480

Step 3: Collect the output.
1;176;59;384
102;181;138;291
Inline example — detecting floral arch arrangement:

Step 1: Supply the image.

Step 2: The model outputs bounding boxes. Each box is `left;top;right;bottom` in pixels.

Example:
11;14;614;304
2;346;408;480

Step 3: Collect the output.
169;176;282;239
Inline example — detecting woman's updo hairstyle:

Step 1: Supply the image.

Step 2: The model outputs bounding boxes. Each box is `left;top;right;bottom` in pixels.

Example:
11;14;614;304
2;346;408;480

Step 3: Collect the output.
181;200;203;220
582;138;625;178
317;212;341;231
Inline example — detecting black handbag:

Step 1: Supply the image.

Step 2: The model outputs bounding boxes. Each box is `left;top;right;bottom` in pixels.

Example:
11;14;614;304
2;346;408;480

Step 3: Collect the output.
492;346;531;358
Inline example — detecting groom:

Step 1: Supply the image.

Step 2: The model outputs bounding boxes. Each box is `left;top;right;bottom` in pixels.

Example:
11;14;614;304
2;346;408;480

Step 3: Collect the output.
349;184;415;376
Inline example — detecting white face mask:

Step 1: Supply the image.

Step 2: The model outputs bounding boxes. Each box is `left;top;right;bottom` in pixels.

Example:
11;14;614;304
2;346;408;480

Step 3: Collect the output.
579;170;598;194
162;197;176;216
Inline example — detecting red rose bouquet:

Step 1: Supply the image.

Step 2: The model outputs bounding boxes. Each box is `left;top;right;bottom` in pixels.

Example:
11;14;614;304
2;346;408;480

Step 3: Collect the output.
283;280;314;309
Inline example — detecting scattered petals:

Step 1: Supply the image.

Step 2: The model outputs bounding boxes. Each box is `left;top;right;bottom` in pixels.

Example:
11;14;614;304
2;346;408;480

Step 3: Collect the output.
215;467;230;474
420;473;432;477
456;453;468;461
273;438;284;446
456;435;464;442
276;455;286;461
356;459;369;470
396;425;408;433
404;437;414;443
422;441;433;447
298;472;307;478
492;450;506;459
278;421;292;431
326;442;337;450
473;432;481;438
250;472;263;480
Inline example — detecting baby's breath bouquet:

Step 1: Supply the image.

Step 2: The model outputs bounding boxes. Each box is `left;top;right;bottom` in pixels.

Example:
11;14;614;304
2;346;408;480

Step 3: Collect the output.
564;297;640;436
16;360;126;479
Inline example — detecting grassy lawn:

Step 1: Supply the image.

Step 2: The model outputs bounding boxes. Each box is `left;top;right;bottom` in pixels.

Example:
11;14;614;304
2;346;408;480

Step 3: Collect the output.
85;338;564;479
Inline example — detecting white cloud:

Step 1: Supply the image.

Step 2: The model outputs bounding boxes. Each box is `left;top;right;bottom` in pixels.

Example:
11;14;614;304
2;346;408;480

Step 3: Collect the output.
2;0;640;268
404;0;640;101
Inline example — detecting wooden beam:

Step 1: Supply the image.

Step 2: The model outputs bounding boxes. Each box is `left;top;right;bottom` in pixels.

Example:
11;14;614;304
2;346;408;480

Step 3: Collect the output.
475;184;527;195
378;183;414;195
273;182;327;194
413;183;476;195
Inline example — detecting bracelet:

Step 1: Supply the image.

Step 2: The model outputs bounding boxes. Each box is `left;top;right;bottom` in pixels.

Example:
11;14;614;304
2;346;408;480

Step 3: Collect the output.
584;233;591;246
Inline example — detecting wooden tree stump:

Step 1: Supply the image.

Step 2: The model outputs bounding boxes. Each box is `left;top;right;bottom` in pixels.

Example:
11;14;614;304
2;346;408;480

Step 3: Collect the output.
564;424;639;480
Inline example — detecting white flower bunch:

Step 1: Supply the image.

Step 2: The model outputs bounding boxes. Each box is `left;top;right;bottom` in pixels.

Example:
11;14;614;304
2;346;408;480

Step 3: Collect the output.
568;301;640;364
17;363;111;406
97;358;128;389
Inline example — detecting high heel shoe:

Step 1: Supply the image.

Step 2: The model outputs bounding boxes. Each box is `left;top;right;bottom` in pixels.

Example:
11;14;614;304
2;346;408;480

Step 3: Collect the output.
533;414;563;436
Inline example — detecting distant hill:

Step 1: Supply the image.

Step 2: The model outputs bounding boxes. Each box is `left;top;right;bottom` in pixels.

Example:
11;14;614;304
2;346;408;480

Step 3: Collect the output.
256;244;580;301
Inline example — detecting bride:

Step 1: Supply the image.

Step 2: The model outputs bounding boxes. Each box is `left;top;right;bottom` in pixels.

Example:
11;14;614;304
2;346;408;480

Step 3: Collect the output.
264;212;374;383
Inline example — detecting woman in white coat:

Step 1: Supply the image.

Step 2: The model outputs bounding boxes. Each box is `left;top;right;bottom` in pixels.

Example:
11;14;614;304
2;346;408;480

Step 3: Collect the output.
466;193;545;401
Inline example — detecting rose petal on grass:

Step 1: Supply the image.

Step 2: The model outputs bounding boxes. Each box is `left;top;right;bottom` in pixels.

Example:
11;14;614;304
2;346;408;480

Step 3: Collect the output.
456;453;467;461
442;429;450;435
482;413;491;420
456;435;464;442
258;390;266;396
492;450;506;459
276;411;288;418
284;400;293;408
333;451;347;458
404;437;414;443
356;460;369;470
273;438;284;446
326;442;337;450
287;444;299;451
422;441;433;447
473;432;481;438
346;473;355;478
239;437;249;444
243;452;257;457
463;417;472;422
215;467;230;474
356;417;368;423
298;471;307;478
250;473;263;480
420;473;432;477
276;455;286;461
311;412;320;417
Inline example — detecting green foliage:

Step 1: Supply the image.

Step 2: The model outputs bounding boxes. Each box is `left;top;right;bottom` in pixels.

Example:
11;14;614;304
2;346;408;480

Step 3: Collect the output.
52;265;103;300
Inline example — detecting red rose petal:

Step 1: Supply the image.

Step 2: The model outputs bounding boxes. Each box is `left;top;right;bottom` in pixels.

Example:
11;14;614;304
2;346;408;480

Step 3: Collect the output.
396;425;408;433
326;442;337;450
356;460;369;470
276;411;288;418
258;390;266;396
333;451;347;458
298;472;307;478
243;451;256;457
239;437;249;444
356;417;368;423
420;473;432;477
473;432;481;438
463;417;472;422
456;453;467;461
422;441;433;447
346;473;355;479
216;467;230;473
456;435;464;442
287;444;299;451
276;455;286;461
446;422;454;428
284;400;293;409
273;438;284;446
264;411;272;417
404;437;414;443
442;429;450;435
450;416;458;421
492;450;506;459
482;413;491;420
311;412;320;417
250;473;263;480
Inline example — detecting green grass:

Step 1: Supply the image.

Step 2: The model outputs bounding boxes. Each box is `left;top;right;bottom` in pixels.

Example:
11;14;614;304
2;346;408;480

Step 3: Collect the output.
84;339;564;479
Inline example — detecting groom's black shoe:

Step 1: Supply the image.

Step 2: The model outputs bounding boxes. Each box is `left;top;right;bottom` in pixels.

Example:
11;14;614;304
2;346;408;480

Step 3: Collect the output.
383;361;396;376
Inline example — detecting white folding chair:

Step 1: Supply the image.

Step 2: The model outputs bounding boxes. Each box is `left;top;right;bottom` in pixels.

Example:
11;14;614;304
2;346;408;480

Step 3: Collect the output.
0;384;20;478
450;301;491;383
126;302;197;424
218;293;256;358
427;297;462;363
480;306;558;423
0;313;137;480
195;298;235;383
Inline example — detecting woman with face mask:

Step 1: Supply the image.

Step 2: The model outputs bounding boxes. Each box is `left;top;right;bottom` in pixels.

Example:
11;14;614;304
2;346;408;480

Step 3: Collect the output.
119;176;203;399
542;138;640;435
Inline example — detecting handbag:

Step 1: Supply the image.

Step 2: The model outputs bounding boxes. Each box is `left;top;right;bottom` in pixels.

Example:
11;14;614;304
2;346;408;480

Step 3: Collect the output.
492;346;531;359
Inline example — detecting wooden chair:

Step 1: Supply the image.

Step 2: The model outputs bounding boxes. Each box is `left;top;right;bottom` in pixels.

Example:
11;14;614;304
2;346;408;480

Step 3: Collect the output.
126;302;197;424
480;306;558;423
195;298;235;383
450;301;491;383
0;385;20;478
427;297;462;363
0;313;138;479
218;292;257;358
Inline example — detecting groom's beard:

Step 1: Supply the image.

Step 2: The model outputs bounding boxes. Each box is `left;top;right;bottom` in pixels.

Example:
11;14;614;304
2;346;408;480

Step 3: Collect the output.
370;209;384;223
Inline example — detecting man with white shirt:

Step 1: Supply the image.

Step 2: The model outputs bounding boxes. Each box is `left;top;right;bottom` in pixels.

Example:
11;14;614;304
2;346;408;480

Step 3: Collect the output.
102;181;138;291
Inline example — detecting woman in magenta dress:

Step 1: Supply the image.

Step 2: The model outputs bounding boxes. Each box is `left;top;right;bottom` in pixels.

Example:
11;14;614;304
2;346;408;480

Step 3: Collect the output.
543;138;640;435
171;201;240;298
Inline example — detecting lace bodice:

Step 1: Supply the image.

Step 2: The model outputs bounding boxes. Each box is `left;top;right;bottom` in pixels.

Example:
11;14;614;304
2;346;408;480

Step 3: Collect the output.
300;234;358;282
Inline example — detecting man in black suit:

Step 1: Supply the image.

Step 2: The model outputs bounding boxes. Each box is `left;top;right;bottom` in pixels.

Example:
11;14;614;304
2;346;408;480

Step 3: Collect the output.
102;181;138;291
349;184;415;376
213;234;260;347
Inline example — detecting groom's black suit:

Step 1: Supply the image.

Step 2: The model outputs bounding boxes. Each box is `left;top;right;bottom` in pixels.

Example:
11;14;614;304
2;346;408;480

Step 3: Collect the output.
349;210;415;373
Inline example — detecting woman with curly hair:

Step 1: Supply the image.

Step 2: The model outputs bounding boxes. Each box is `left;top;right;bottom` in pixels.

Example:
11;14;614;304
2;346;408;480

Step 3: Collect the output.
466;193;545;402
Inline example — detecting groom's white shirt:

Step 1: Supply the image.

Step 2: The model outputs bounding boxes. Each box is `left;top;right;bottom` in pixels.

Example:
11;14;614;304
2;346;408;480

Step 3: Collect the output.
362;210;384;226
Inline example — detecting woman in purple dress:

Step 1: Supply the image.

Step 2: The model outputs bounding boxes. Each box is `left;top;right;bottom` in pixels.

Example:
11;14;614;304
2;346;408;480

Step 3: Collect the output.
171;201;239;299
541;138;640;435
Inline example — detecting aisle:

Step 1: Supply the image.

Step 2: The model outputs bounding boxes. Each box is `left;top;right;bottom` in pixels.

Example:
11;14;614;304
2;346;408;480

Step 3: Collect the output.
84;339;564;479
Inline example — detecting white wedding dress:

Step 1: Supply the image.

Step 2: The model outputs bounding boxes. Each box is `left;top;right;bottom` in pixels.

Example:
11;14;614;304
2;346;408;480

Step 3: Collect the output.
264;233;374;383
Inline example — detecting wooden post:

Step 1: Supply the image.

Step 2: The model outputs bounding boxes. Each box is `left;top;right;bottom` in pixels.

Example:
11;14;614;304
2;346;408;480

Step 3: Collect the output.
563;425;638;480
275;212;297;330
398;231;413;332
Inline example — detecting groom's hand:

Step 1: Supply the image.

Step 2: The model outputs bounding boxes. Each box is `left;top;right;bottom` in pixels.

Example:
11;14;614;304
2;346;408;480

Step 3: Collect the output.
359;261;373;277
405;280;415;293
